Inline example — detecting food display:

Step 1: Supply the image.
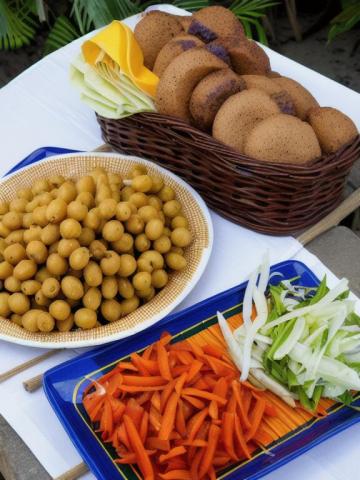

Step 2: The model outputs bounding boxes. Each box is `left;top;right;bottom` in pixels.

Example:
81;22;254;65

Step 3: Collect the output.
0;165;193;333
129;5;358;163
218;257;360;411
83;331;278;478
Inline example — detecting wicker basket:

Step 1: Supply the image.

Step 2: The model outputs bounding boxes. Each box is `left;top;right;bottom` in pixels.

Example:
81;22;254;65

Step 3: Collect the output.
97;112;360;235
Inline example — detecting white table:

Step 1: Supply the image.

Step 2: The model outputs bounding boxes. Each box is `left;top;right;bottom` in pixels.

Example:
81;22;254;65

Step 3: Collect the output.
0;4;359;480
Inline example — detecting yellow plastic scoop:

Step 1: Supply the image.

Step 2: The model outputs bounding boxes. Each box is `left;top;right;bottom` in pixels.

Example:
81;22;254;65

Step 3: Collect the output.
82;21;159;97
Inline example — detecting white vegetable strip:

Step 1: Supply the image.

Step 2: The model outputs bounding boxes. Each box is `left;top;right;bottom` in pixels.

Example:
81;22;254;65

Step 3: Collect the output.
242;267;258;332
273;317;306;360
258;251;270;294
240;286;268;381
261;278;349;332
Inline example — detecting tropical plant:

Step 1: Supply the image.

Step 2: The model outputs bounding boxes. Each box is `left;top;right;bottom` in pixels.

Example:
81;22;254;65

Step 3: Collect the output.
328;0;360;42
0;0;277;54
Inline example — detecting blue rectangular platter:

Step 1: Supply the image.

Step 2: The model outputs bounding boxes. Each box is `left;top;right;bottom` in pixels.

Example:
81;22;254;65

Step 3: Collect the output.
43;259;360;480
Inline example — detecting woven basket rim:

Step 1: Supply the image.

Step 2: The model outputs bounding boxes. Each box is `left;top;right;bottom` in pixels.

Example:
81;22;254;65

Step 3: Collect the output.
0;152;213;349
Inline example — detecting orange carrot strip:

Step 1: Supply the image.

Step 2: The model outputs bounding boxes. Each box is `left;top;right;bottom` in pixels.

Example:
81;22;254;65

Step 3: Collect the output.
160;380;176;413
120;385;166;392
187;408;209;441
181;388;227;405
142;345;153;360
131;353;150;376
246;396;266;441
146;437;171;451
165;458;187;471
114;450;155;464
169;341;193;352
136;391;152;406
202;344;224;359
159;446;186;463
234;413;251;459
182;395;206;410
198;423;221;478
208;400;218;420
105;373;123;396
232;381;251;430
213;377;229;400
100;398;113;440
208;466;216;480
174;350;195;365
159;392;179;440
186;360;203;383
222;412;238;460
117;423;131;450
242;389;252;418
175;372;188;395
123;414;154;480
204;354;236;376
264;402;277;417
213;454;232;467
159;470;191;480
226;393;237;414
117;361;138;372
109;397;126;423
172;365;191;377
181;439;208;447
157;342;173;381
149;405;162;432
253;426;273;446
192;378;210;390
122;375;167;386
176;399;187;438
159;331;172;346
124;398;144;430
140;411;149;444
243;380;264;391
190;448;203;480
189;342;204;358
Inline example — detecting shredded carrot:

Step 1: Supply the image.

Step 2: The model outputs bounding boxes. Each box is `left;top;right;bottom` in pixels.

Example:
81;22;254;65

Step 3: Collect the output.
83;331;289;478
158;392;179;440
159;446;186;463
123;414;154;480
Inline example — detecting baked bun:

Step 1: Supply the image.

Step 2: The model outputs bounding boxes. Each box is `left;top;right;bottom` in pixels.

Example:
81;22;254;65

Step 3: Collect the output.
190;69;246;130
188;6;244;42
155;47;228;122
241;75;295;115
267;71;281;78
272;76;318;120
134;11;183;70
209;37;270;75
212;89;280;153
307;106;358;153
153;34;204;77
244;113;321;164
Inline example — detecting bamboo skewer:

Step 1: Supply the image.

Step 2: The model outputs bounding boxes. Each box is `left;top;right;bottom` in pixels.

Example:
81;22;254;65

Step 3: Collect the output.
23;373;43;392
0;350;61;383
53;462;89;480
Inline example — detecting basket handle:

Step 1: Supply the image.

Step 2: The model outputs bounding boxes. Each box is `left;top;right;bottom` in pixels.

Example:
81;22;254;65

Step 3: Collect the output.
297;187;360;245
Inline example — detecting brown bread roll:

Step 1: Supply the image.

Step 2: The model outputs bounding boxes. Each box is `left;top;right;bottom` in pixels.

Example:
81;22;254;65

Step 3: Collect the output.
188;6;245;42
212;89;280;153
155;47;228;122
153;34;204;77
189;69;246;130
244;113;321;164
307;106;358;153
272;76;319;120
134;11;183;70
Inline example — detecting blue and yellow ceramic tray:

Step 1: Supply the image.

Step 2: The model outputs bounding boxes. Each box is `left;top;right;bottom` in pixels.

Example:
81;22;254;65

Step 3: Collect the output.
43;260;360;479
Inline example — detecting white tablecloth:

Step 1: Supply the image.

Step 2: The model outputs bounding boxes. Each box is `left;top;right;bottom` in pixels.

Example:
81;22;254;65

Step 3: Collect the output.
0;5;359;480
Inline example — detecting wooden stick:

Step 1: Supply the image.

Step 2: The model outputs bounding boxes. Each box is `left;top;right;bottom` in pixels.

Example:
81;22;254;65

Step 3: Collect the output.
23;373;43;392
297;187;360;245
92;143;113;153
53;462;88;480
0;350;61;383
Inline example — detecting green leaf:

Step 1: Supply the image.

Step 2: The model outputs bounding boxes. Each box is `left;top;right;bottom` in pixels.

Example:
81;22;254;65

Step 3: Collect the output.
328;2;360;42
44;15;79;55
309;276;328;305
0;0;37;50
71;0;142;35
